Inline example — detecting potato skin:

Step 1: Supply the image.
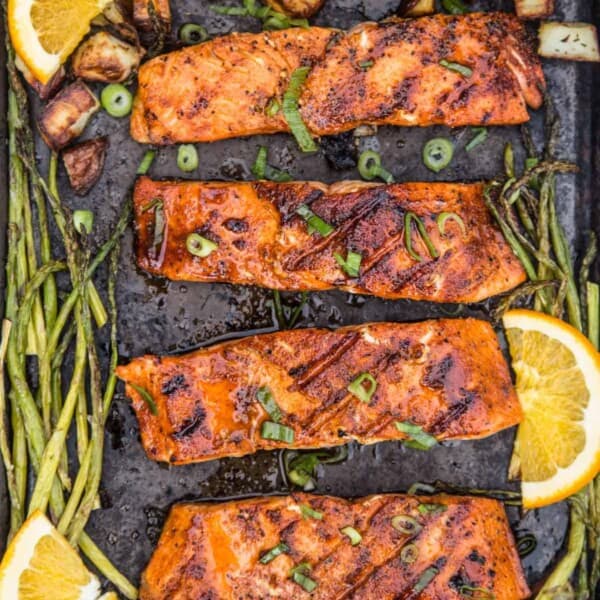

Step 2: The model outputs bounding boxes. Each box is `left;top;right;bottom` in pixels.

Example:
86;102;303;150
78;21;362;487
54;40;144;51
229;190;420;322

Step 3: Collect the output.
38;80;100;151
265;0;325;17
62;138;109;195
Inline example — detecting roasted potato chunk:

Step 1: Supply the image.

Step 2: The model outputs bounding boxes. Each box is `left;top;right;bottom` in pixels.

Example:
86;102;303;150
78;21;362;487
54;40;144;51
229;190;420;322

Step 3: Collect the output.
15;56;65;101
62;138;109;195
133;0;171;37
72;31;144;83
265;0;324;17
515;0;554;19
38;81;100;151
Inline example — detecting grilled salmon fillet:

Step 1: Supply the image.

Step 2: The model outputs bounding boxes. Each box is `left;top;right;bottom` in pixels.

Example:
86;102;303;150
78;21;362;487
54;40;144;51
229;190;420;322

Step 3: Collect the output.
115;319;522;465
131;12;544;144
134;178;525;303
140;493;530;599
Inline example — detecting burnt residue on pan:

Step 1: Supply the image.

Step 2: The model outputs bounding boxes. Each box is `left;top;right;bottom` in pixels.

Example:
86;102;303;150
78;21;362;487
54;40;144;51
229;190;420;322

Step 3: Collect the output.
0;0;597;592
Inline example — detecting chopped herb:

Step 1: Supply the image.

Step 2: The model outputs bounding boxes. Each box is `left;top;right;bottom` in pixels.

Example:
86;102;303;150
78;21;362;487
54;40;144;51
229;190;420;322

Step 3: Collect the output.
256;386;282;423
400;542;419;564
186;233;218;258
441;0;469;14
261;421;295;443
265;98;281;116
334;250;362;278
359;60;374;70
465;127;488;152
439;59;472;78
129;383;158;416
395;421;438;451
347;373;377;403
404;212;439;262
436;212;466;238
211;0;308;29
259;542;289;564
290;563;318;593
296;204;334;237
413;566;439;593
357;150;394;183
391;514;422;535
283;446;348;490
340;526;362;545
423;137;454;173
251;146;292;182
417;503;447;515
283;67;317;152
137;150;157;175
300;504;323;520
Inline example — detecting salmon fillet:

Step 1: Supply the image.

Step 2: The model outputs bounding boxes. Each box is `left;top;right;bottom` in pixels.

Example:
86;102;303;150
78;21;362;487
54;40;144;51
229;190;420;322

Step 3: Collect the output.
131;12;544;144
140;493;530;599
115;319;522;465
133;178;526;303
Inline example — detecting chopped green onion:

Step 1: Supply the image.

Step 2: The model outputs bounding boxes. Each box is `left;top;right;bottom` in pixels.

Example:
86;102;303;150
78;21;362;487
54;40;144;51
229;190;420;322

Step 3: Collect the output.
186;233;218;258
359;60;374;70
439;59;472;78
151;204;165;254
129;383;158;416
299;504;323;520
179;23;209;45
73;210;94;235
357;150;394;183
404;212;439;262
516;533;537;557
261;421;295;443
141;197;163;213
347;373;377;403
422;138;454;173
407;482;436;495
458;586;495;599
296;204;334;237
436;212;466;238
395;421;438;451
441;0;469;14
256;386;282;423
265;98;281;116
284;447;348;490
340;526;362;545
137;150;157;175
465;127;488;152
283;67;317;153
177;144;199;172
211;5;248;15
251;146;268;179
400;542;419;564
101;83;132;117
391;514;422;535
290;563;318;593
265;165;293;183
504;143;515;179
417;503;447;515
288;468;314;489
334;250;362;278
413;566;439;593
259;542;289;564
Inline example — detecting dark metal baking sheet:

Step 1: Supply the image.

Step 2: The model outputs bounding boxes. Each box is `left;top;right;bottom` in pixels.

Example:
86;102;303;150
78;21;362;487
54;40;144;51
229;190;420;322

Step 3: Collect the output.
1;0;599;595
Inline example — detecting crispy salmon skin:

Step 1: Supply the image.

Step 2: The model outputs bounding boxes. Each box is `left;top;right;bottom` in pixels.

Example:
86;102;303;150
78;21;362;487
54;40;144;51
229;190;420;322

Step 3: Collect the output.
140;493;530;599
115;319;522;465
131;12;544;144
134;178;525;303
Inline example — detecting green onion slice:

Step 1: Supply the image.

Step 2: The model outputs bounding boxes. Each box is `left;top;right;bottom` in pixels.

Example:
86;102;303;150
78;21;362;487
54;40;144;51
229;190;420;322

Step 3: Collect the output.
256;386;282;423
391;514;422;535
261;421;294;443
73;210;94;235
465;127;488;152
334;250;362;278
151;204;165;255
439;59;472;78
347;373;377;403
357;150;394;183
101;83;132;118
441;0;469;14
458;586;495;599
290;563;318;593
211;5;248;15
395;421;438;451
129;383;158;416
404;212;439;262
137;150;157;175
179;23;209;45
413;566;439;593
417;503;447;515
299;503;323;520
251;146;268;179
177;144;199;172
504;142;515;178
284;446;348;490
516;534;537;557
407;482;436;495
141;198;163;213
400;542;419;564
259;542;289;564
436;212;466;238
283;67;317;153
423;138;454;173
186;233;217;258
266;98;281;116
359;60;374;70
340;526;362;545
296;204;334;237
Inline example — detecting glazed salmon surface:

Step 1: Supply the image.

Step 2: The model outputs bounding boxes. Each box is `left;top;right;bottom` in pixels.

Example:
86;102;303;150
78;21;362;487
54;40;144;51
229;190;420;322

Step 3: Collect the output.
140;493;530;599
131;12;544;144
134;178;526;303
115;319;522;464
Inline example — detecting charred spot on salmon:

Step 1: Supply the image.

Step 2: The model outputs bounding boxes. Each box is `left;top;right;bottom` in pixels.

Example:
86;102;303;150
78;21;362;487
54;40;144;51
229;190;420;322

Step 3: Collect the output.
161;373;188;396
421;355;454;389
223;218;249;233
172;405;207;440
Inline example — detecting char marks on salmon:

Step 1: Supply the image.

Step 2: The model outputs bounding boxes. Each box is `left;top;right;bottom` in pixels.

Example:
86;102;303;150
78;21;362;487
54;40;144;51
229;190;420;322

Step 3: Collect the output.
116;319;522;465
